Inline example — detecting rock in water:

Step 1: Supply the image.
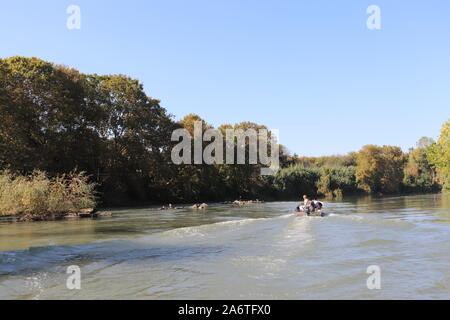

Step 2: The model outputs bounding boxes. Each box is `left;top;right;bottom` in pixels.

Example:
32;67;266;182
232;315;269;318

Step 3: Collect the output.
78;208;96;218
97;211;113;217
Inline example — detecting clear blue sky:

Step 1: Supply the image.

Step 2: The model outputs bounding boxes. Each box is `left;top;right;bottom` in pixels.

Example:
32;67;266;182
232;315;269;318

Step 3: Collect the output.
1;0;449;156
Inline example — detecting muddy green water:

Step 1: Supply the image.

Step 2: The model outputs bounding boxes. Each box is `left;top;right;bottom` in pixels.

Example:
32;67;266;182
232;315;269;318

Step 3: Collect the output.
0;194;449;300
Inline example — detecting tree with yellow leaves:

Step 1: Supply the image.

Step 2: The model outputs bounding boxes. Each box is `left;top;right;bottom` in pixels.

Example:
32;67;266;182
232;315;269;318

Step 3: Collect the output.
355;145;406;194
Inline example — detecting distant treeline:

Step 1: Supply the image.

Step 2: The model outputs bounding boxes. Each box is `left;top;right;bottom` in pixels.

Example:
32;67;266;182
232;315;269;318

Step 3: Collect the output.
0;57;449;206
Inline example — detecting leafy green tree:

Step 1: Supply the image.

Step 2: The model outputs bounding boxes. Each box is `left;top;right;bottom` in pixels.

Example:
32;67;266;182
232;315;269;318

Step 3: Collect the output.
272;165;320;199
0;57;102;174
317;169;333;197
169;114;228;202
84;74;177;203
317;166;358;197
217;122;269;199
0;57;177;205
427;120;450;193
403;137;438;192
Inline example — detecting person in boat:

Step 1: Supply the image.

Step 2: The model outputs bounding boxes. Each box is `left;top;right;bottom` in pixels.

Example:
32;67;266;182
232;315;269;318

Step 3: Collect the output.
302;195;308;206
312;200;323;211
297;195;314;213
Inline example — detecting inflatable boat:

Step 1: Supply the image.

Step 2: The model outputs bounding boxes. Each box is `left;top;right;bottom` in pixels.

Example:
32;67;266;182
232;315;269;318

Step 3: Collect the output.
295;207;325;217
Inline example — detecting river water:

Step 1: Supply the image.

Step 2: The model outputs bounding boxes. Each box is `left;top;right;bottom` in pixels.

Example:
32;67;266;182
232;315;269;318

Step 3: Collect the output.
0;194;449;300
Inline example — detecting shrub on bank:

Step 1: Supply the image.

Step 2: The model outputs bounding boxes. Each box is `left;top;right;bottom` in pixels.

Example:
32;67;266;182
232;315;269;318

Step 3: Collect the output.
316;166;358;198
0;171;97;221
272;166;321;199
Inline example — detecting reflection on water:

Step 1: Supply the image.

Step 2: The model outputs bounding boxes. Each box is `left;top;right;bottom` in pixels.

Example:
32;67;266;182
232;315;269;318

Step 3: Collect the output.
0;193;449;300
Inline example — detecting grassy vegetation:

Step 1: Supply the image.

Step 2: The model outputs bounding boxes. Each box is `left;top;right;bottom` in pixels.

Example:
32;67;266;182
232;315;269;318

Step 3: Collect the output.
0;171;97;221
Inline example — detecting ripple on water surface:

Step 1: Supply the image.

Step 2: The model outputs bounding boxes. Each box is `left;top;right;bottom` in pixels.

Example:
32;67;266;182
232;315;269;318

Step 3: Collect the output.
0;194;449;299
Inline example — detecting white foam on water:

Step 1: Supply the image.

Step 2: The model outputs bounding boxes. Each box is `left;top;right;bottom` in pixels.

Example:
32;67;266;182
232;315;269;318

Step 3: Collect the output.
325;213;415;230
226;215;315;282
138;214;297;245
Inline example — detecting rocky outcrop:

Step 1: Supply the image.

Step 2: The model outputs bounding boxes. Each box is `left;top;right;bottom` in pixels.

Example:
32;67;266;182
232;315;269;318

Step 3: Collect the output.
233;200;264;206
78;208;97;218
76;209;113;218
97;211;113;217
189;203;208;210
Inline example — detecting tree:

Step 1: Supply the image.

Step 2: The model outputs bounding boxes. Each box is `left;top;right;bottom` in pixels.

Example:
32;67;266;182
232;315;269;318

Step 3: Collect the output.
0;56;102;174
272;165;320;199
416;136;434;149
0;57;177;205
317;166;358;197
216;121;280;199
84;74;177;203
428;120;450;193
355;145;405;193
169;114;225;201
403;137;438;192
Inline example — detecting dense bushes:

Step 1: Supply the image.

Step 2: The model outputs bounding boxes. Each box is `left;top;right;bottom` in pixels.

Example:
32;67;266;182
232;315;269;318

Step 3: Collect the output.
0;171;96;220
268;165;358;200
272;166;320;199
269;136;447;199
316;166;357;197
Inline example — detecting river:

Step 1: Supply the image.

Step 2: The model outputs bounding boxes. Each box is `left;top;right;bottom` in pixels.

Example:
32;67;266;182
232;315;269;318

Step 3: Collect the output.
0;194;449;300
